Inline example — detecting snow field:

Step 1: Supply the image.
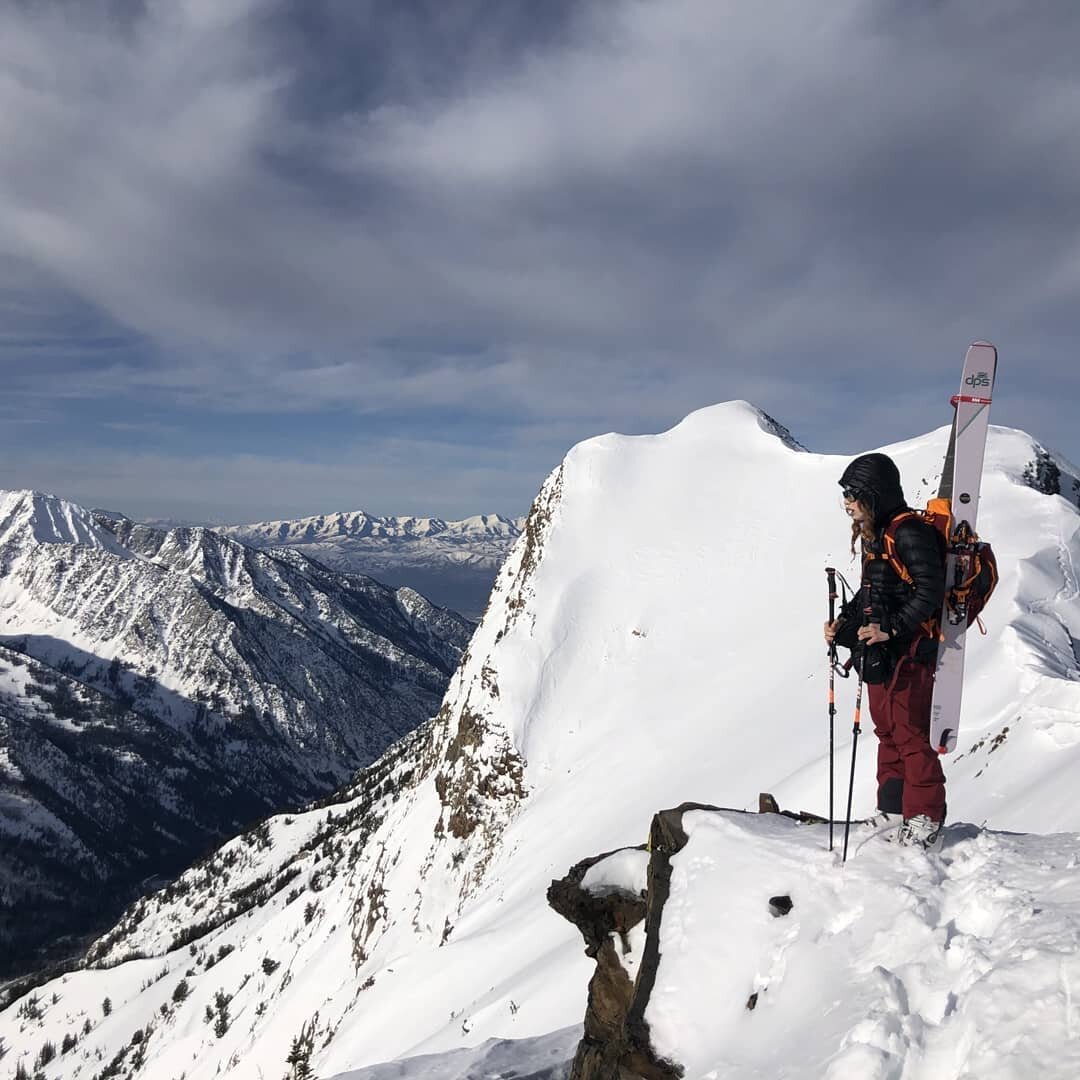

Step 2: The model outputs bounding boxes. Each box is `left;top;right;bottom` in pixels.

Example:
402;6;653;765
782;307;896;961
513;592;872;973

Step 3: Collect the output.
646;810;1080;1079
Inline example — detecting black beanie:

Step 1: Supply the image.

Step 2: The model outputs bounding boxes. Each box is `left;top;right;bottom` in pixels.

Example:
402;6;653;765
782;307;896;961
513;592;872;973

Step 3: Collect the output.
838;453;906;527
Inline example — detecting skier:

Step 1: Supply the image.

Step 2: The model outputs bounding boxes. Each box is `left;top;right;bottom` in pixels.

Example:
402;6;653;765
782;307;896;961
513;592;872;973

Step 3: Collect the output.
824;452;947;848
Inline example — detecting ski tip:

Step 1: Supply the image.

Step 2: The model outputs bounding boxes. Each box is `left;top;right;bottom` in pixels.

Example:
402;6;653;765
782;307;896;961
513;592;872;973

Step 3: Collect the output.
969;340;997;351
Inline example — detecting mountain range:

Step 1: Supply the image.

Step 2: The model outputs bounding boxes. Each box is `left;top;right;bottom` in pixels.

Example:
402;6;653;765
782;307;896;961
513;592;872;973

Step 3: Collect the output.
222;512;525;620
2;401;1079;1078
0;492;473;983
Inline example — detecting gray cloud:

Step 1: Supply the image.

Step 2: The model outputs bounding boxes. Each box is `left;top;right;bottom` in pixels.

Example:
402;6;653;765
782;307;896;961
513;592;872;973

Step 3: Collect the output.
1;0;1078;515
2;433;552;523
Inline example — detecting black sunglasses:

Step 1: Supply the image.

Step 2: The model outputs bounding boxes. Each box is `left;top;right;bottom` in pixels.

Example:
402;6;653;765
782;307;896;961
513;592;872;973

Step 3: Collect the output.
842;487;862;502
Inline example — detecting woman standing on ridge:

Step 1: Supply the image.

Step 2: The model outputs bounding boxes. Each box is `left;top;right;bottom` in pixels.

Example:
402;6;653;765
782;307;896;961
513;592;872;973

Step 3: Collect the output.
824;452;947;849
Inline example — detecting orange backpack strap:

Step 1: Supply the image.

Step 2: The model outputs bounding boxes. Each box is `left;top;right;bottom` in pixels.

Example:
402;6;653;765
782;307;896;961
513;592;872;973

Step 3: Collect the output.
872;509;943;643
879;510;918;585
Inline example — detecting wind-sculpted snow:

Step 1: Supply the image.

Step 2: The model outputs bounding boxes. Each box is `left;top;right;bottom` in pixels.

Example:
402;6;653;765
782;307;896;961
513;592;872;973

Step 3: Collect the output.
0;491;473;982
2;401;1080;1078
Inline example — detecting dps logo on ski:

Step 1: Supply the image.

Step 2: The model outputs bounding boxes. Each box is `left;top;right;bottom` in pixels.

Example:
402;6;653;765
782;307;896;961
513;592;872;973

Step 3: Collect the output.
965;371;991;388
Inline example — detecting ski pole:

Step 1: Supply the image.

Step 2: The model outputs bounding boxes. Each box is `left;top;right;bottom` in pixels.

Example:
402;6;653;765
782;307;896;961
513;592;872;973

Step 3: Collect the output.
842;585;873;863
826;567;839;852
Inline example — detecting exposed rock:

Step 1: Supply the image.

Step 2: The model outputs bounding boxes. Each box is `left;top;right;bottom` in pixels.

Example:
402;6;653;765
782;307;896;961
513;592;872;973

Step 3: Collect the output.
548;848;655;1080
768;895;794;918
346;472;564;972
552;799;809;1080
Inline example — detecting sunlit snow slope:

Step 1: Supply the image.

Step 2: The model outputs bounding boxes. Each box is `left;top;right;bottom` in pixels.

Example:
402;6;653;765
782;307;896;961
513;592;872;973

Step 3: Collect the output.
2;401;1078;1080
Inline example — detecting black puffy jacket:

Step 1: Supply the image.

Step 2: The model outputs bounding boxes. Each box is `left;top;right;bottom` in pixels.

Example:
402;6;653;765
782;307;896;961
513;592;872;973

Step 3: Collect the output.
836;454;946;662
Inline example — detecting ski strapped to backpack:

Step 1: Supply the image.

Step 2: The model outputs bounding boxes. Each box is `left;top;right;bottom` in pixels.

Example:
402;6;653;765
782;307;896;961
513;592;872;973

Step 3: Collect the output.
867;497;999;644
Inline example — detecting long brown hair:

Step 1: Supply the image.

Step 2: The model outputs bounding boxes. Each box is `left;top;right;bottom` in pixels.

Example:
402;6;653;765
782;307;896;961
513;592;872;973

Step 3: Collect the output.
849;499;876;556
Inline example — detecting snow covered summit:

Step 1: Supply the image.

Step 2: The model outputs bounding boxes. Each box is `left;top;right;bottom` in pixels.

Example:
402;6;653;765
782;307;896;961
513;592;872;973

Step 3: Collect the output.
0;489;131;557
2;400;1079;1079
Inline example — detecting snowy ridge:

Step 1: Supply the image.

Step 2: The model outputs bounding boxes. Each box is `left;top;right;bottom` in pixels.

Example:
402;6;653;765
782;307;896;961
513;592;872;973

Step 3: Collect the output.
224;510;523;544
2;401;1080;1079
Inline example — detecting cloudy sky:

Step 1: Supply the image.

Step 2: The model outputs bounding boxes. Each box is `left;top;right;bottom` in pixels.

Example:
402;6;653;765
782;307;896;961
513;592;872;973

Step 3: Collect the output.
2;0;1078;523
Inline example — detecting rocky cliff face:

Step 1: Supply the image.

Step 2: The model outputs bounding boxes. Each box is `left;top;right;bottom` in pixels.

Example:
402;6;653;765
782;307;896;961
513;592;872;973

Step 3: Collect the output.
0;490;473;981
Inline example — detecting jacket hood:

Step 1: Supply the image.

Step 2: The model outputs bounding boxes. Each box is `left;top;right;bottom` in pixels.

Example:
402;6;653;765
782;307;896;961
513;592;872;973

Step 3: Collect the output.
839;452;906;527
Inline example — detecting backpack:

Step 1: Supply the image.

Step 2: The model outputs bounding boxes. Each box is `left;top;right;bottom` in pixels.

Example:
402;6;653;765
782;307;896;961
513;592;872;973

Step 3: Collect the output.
879;497;999;640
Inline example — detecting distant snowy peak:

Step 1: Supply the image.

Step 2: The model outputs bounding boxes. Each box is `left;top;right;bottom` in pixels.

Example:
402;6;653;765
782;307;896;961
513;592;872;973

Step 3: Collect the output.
221;510;526;616
223;509;524;545
0;489;132;559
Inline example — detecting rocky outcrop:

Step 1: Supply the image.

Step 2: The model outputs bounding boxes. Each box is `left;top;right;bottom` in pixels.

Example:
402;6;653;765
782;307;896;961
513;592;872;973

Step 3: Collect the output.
551;798;816;1080
547;847;662;1080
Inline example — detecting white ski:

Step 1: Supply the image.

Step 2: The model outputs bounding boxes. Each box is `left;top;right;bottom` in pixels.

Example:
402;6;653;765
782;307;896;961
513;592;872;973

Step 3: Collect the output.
930;342;998;754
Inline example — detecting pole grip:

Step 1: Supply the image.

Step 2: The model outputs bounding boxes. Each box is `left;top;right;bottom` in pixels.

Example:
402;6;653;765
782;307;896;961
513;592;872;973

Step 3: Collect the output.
852;582;871;733
826;567;839;662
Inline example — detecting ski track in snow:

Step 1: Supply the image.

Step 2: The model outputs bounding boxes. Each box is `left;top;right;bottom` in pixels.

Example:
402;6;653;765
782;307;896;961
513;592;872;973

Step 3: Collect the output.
827;835;1038;1079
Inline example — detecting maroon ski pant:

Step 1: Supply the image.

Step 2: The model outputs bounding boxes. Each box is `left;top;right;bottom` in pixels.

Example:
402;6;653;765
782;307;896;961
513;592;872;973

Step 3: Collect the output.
867;657;946;823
